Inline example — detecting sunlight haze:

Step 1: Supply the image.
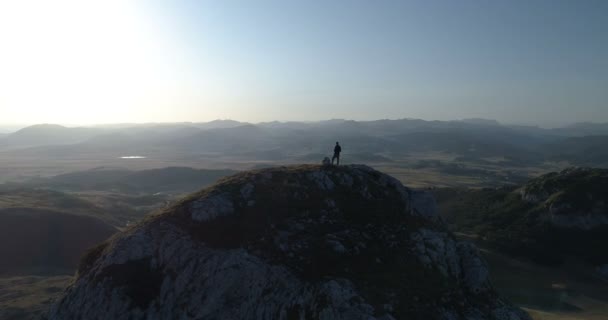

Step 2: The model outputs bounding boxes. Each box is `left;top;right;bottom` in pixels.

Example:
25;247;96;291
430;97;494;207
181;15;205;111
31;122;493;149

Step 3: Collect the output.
0;1;190;124
1;0;607;126
2;3;608;319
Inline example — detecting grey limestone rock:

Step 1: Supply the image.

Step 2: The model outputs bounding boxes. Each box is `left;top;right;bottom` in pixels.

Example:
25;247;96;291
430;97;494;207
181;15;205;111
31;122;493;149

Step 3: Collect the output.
50;165;529;320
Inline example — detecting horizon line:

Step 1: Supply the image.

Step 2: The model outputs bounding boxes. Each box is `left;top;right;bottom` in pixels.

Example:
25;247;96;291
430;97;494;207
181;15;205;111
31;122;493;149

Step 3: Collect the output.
1;117;607;132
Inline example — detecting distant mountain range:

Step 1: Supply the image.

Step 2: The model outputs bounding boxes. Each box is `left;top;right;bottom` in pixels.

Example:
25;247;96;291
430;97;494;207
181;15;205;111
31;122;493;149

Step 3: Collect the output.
0;124;105;149
1;119;607;167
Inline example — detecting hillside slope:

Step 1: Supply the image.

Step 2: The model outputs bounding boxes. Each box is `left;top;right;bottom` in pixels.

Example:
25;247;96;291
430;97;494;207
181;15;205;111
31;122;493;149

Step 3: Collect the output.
0;124;104;150
0;208;116;275
0;188;149;227
436;167;608;265
50;165;529;320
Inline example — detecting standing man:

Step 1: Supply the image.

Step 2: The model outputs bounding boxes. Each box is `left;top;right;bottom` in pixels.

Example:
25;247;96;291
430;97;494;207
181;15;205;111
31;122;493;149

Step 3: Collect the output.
332;142;342;165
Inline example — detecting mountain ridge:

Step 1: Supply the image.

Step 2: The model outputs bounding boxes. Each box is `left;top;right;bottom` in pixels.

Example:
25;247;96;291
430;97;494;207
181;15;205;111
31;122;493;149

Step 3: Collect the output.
50;164;529;320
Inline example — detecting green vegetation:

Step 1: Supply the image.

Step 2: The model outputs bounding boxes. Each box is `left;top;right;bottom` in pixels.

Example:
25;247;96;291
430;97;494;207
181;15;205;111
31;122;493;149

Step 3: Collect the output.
0;276;71;320
0;188;163;227
2;162;607;319
523;167;608;213
435;168;608;265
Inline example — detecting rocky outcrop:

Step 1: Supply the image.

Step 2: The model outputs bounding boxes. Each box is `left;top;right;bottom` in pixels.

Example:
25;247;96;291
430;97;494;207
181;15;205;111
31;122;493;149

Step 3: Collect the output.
520;167;608;229
50;165;528;320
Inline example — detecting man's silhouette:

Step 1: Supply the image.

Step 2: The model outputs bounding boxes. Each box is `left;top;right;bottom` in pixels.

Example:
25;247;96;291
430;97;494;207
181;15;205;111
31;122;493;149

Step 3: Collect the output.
332;142;342;165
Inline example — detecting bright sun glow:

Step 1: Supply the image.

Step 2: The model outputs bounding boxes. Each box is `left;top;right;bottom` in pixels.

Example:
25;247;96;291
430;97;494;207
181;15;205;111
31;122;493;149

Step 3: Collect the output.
0;0;184;124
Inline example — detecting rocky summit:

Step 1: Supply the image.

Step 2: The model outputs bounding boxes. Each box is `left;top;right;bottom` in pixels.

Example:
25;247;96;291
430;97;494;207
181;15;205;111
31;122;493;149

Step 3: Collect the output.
49;165;529;320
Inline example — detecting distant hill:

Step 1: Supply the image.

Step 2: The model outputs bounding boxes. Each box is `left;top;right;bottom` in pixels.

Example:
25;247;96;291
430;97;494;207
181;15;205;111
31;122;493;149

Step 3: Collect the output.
550;122;608;137
435;167;608;265
0;188;108;217
0;188;133;227
93;120;247;130
0;124;104;150
0;208;116;275
520;167;608;229
542;135;608;166
195;119;247;129
388;130;540;160
458;118;501;126
176;124;276;154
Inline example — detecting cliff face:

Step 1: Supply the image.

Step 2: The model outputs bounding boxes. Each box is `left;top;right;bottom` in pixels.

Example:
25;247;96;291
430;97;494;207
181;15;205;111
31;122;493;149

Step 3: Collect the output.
50;165;528;320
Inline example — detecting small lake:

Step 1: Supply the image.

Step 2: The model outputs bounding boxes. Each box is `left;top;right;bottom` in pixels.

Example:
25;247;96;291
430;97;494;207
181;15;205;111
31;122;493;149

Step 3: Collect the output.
119;156;147;159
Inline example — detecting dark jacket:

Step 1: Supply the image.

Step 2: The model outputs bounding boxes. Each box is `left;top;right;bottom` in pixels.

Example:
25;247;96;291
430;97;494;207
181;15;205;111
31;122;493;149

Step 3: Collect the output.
334;145;342;154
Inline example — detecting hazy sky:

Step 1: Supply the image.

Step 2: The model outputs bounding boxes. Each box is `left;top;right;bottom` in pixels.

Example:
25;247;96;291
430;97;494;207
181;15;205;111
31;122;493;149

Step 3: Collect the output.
0;0;606;126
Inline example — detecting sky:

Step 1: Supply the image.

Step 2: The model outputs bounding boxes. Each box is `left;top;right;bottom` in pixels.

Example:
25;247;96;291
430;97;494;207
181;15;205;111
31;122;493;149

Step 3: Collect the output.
0;0;606;126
